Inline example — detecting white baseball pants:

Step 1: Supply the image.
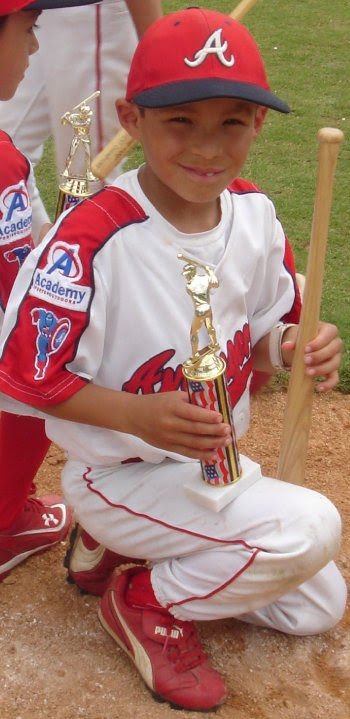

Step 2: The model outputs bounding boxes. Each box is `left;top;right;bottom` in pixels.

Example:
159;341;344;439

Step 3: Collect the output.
62;457;347;635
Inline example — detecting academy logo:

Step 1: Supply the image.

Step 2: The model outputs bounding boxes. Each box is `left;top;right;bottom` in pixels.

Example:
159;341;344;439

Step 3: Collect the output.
30;241;91;312
46;241;83;281
0;182;32;243
31;307;71;380
184;28;234;68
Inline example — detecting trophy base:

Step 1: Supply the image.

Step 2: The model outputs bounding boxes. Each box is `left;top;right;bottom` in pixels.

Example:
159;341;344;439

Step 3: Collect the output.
183;349;224;381
184;454;262;512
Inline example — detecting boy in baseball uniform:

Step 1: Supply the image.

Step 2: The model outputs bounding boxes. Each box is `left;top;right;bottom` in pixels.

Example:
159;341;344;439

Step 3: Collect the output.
0;8;345;711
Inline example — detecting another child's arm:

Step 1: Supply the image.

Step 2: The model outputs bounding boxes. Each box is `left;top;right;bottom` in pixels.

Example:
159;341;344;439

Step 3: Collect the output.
125;1;162;38
41;384;232;462
252;321;343;392
27;159;51;245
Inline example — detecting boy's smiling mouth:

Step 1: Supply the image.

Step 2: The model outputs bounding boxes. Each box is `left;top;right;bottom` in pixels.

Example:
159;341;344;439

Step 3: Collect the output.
181;164;224;179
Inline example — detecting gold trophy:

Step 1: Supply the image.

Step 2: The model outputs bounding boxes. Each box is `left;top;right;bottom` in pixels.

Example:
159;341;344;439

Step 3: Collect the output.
178;253;262;511
55;91;102;220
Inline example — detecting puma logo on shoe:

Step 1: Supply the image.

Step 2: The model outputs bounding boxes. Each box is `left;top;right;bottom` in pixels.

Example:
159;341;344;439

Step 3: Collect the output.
154;625;184;639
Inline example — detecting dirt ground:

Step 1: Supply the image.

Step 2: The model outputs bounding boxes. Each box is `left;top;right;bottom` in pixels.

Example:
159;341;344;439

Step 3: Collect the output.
0;387;349;719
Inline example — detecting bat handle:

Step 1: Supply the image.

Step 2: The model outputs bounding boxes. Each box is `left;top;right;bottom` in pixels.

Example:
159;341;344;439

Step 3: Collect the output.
91;129;136;180
230;0;259;21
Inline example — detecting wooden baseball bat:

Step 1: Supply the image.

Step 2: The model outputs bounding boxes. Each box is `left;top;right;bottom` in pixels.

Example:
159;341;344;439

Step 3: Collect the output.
91;128;136;180
230;0;259;21
277;127;344;485
91;0;260;180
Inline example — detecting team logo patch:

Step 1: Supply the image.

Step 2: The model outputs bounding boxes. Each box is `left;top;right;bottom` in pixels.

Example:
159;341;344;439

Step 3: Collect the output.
4;243;32;267
30;241;91;311
184;28;234;68
31;307;71;380
0;182;32;243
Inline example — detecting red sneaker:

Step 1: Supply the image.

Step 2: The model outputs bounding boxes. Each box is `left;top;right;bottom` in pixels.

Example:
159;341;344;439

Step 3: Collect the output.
0;495;72;581
98;567;227;711
64;524;145;596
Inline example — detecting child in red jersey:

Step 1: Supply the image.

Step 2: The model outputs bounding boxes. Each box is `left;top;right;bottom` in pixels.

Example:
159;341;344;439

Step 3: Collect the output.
0;0;99;580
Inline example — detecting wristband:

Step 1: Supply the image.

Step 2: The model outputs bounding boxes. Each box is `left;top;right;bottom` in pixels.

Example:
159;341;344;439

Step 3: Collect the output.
269;323;296;371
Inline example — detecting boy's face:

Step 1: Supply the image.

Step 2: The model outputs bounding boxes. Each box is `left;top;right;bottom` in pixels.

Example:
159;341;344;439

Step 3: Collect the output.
0;10;39;101
117;97;265;214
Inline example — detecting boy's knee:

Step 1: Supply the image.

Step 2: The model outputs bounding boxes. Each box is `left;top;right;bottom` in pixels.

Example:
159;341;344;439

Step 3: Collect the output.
292;492;342;579
292;563;347;636
319;574;347;633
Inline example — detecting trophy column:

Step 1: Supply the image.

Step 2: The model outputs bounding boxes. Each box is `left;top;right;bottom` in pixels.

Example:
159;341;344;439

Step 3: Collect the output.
178;254;262;511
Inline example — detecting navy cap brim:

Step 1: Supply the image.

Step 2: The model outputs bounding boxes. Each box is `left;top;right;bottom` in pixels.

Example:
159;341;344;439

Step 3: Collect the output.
26;0;98;9
133;78;291;114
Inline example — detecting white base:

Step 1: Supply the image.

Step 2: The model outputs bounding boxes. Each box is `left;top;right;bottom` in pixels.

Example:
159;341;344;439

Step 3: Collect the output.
184;455;262;512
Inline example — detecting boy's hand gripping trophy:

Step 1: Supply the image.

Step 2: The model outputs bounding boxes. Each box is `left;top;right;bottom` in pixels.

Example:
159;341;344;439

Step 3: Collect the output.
178;254;261;511
55;91;101;220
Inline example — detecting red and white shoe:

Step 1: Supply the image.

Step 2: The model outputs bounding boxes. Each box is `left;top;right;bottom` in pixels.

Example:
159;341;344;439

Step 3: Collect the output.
64;524;144;596
98;567;227;711
0;495;72;581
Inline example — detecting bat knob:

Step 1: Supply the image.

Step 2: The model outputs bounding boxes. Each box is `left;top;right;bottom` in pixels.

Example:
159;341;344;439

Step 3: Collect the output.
318;127;344;145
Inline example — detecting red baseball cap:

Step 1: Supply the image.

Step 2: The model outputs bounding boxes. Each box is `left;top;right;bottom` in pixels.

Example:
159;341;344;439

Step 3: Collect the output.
0;0;97;12
126;7;290;114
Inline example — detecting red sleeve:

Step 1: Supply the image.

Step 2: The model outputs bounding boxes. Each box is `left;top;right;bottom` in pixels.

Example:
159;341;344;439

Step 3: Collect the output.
0;131;35;312
0;186;147;407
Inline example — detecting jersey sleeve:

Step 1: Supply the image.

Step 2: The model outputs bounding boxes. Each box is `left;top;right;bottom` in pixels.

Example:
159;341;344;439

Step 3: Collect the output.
245;195;301;346
0;186;147;408
280;236;302;324
0;132;36;316
230;177;301;334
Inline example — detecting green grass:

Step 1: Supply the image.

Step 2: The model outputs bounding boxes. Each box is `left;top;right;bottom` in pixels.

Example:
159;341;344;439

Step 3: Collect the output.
35;0;350;391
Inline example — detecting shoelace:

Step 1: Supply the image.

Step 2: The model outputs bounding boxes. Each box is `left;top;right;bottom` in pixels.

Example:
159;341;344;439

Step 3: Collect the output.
24;497;48;515
162;623;208;673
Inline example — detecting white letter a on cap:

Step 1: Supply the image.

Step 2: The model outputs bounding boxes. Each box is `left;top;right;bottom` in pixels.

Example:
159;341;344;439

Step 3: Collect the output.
184;29;234;68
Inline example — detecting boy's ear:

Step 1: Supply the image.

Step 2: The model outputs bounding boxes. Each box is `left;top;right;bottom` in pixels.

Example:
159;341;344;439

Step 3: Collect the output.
254;106;267;137
115;99;143;140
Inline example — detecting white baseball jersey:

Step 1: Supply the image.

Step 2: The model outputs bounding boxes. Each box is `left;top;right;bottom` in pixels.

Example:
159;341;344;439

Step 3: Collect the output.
0;172;345;635
0;170;300;465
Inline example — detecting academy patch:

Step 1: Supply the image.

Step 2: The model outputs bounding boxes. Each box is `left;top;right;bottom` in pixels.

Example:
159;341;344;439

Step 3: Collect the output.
29;240;91;311
30;270;91;311
0;181;32;244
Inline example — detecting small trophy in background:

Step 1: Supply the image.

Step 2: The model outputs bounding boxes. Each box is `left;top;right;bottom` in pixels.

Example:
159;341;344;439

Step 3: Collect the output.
178;253;261;511
55;91;101;220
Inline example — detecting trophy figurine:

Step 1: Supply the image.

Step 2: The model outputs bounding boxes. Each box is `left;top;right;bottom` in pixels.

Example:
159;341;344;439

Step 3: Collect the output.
55;91;102;220
178;253;262;511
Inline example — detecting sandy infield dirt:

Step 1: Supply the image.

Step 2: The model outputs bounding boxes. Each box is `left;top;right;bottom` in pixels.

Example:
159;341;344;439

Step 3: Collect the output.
0;387;349;719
